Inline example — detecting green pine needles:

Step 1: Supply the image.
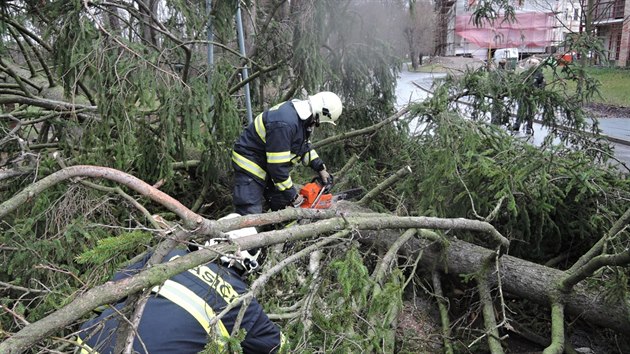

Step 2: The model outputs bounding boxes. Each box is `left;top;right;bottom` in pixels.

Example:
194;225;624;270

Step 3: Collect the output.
282;246;405;353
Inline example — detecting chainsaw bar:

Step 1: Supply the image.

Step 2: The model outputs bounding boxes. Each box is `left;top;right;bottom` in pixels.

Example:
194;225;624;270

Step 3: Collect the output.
332;187;365;201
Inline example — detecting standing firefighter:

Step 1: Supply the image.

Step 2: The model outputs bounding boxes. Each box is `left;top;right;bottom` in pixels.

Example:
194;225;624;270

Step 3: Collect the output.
76;218;285;354
231;92;343;215
513;67;546;135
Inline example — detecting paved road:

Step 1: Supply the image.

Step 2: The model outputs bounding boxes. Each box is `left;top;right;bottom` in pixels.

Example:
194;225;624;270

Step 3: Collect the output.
395;68;630;169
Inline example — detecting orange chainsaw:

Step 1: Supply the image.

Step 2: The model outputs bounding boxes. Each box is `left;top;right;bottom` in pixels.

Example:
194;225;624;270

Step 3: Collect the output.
298;178;364;209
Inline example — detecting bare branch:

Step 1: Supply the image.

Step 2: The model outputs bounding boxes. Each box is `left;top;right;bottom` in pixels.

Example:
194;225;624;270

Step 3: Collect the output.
569;207;630;271
18;29;56;88
358;165;412;207
431;271;454;354
0;165;203;226
7;27;38;78
0;95;97;112
543;299;566;354
371;228;417;284
314;105;411;149
0;58;39;97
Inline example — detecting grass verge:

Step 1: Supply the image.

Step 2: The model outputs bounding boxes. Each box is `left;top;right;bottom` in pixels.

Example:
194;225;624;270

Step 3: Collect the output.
586;67;630;107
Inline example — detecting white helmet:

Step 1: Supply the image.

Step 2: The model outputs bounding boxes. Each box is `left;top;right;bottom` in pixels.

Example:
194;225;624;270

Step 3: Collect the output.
308;91;342;125
207;213;260;273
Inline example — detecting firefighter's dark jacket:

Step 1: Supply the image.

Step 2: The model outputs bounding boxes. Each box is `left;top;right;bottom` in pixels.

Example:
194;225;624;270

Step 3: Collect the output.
232;100;325;202
76;249;283;354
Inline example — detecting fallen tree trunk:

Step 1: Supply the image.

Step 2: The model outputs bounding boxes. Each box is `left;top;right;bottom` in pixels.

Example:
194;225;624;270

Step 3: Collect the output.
365;224;630;336
0;197;626;353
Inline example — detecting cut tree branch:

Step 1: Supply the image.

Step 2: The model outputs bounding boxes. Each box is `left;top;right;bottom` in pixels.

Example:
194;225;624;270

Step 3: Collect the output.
0;202;516;353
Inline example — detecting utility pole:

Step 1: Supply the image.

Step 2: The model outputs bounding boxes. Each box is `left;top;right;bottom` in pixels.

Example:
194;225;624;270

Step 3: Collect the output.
207;0;214;106
236;2;253;124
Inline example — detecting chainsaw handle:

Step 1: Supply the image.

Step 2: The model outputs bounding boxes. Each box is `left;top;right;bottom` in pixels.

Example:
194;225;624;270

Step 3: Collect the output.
312;174;334;192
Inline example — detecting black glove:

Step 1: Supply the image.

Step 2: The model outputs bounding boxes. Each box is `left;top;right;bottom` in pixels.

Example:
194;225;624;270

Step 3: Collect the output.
319;169;334;187
323;173;334;192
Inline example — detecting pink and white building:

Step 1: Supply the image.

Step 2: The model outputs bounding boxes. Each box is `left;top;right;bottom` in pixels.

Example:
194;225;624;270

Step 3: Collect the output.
440;0;630;67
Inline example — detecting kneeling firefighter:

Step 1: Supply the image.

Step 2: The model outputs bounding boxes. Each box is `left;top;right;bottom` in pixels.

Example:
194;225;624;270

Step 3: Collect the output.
231;91;343;215
76;214;284;354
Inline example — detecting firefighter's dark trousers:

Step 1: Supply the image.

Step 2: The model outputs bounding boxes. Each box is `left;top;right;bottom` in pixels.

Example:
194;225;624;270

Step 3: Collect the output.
232;170;293;215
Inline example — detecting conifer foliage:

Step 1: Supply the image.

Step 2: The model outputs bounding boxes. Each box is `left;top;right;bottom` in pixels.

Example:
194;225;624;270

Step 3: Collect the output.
1;1;630;353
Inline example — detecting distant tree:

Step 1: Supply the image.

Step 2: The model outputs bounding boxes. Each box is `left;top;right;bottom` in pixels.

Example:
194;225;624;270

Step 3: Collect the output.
402;0;436;69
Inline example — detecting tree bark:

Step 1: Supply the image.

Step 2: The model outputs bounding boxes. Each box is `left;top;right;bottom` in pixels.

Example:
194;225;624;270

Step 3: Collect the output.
362;221;630;336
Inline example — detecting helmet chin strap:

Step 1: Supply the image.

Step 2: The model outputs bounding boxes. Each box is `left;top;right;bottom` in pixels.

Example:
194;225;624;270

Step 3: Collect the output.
304;114;319;129
306;100;321;127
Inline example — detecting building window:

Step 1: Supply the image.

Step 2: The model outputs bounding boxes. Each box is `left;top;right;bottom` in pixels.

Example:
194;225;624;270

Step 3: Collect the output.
614;0;625;19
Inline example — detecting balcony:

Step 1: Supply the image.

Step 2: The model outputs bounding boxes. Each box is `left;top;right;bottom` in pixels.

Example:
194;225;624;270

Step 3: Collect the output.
594;0;626;23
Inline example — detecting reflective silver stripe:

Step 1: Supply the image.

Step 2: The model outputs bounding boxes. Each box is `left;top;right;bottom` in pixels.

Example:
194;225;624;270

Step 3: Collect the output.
274;176;293;191
168;255;239;304
267;151;292;164
254;113;266;143
232;151;267;180
152;279;230;337
302;149;319;165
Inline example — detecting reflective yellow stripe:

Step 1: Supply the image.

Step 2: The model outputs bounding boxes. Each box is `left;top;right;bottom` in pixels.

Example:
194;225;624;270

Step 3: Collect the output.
152;279;230;337
169;255;239;304
289;153;299;165
254;113;266;143
274;176;293;191
302;149;319;165
232;151;267;180
267;151;292;164
76;336;99;354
